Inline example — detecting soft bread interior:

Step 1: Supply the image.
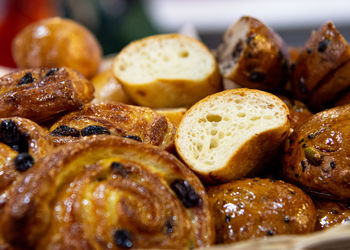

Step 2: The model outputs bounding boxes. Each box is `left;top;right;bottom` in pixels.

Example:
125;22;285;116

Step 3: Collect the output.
216;20;249;77
114;34;215;84
176;89;288;173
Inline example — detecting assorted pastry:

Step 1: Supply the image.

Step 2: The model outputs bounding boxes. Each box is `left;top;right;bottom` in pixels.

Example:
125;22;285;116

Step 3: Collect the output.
0;15;349;249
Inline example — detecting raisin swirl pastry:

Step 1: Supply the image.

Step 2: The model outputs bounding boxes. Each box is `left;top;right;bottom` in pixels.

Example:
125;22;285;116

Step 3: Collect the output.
283;105;350;201
0;67;94;123
1;135;214;249
49;103;175;150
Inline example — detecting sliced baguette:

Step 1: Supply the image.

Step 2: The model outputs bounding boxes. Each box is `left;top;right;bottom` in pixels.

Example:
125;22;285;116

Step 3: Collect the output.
175;88;290;183
112;34;222;108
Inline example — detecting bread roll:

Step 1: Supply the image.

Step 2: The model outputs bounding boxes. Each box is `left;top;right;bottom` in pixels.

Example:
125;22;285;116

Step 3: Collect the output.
216;16;289;91
112;34;222;108
175;88;290;183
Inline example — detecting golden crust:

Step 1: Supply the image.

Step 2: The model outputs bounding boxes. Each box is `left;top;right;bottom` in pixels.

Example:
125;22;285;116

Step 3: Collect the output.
283;105;350;201
1;135;214;249
49;102;175;150
207;178;316;243
0;67;94;123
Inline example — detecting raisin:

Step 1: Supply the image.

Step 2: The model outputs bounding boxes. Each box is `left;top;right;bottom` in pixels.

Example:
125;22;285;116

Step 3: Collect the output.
249;72;266;82
124;135;142;142
330;161;336;169
318;39;330;52
18;72;34;85
111;162;128;177
45;68;58;77
0;120;29;153
225;215;231;222
81;126;110;137
14;153;34;172
50;125;80;137
164;218;174;234
113;229;133;249
301;160;307;172
306;48;312;54
294;173;300;178
232;40;243;61
170;179;202;208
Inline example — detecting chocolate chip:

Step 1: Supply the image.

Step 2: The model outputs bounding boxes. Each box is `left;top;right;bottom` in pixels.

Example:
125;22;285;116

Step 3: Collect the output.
113;229;133;249
45;68;58;77
0;120;29;153
266;230;275;236
111;162;128;177
290;190;296;195
170;179;202;208
225;215;231;222
318;39;330;52
124;135;142;142
81;126;110;137
294;173;300;178
50;125;80;137
307;134;315;139
301;160;307;172
18;72;34;85
306;48;312;54
330;161;336;169
302;144;307;148
249;72;266;82
14;153;34;172
284;215;290;223
298;77;308;94
232;40;243;61
164;218;174;234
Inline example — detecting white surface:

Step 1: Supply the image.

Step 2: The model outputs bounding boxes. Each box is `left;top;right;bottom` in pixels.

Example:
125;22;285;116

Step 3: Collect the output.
143;0;350;32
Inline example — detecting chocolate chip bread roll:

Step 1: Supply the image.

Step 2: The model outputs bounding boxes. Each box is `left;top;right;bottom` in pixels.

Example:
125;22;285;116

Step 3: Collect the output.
0;67;94;123
283;105;350;201
1;136;214;249
216;16;289;91
207;178;316;243
49;102;175;150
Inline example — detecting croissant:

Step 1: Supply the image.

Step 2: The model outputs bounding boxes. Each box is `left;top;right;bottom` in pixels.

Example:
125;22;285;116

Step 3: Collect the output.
49;102;176;150
0;67;94;123
1;135;214;249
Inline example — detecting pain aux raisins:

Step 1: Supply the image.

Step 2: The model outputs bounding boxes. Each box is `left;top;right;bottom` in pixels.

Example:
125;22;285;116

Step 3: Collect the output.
124;135;142;142
0;119;29;153
81;125;110;137
50;125;80;137
18;72;34;85
170;179;202;208
113;229;133;249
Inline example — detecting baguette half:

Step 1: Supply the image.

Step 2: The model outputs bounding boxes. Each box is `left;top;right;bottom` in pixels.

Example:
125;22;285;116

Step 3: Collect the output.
175;88;290;183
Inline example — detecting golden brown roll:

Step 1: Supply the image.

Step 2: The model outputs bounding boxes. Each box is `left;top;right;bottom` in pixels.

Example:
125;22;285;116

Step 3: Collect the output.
314;198;350;231
49;102;175;150
291;22;350;109
12;17;102;79
207;178;316;244
1;135;214;249
0;67;94;123
216;16;289;91
283;105;350;201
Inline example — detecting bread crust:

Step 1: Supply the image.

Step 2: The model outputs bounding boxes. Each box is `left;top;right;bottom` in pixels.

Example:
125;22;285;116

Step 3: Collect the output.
1;135;214;249
113;34;222;108
0;67;94;123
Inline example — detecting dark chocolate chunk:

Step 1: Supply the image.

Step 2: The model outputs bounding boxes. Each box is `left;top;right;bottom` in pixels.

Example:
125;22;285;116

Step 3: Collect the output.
124;135;142;142
111;162;128;177
0;120;29;153
266;230;275;236
45;68;58;77
50;125;80;137
113;229;133;249
14;153;34;172
81;125;110;137
18;72;34;85
249;72;266;82
330;161;336;169
318;39;330;52
170;179;202;208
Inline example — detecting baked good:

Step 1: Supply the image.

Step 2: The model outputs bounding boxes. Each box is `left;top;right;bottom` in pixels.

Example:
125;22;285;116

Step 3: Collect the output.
207;178;316;243
283;104;350;201
49;102;175;150
175;88;290;183
155;108;187;128
215;16;289;91
12;17;102;79
0;67;94;123
1;135;214;249
279;96;312;129
313;198;350;231
335;91;350;107
91;69;133;104
112;34;222;108
291;22;350;107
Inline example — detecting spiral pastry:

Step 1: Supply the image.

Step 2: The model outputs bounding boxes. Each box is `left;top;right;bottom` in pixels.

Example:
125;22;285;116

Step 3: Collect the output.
1;135;214;249
49;103;175;150
0;67;94;123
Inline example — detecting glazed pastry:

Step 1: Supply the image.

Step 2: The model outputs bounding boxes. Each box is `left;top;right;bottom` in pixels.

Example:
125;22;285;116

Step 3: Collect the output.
1;135;214;249
314;198;350;231
279;96;312;129
49;103;175;150
335;91;350;107
283;105;350;201
207;178;316;243
291;22;350;109
0;67;94;123
12;17;102;79
216;16;289;91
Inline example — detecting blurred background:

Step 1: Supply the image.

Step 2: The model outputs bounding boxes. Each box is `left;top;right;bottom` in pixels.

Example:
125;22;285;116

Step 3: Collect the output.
1;0;350;67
